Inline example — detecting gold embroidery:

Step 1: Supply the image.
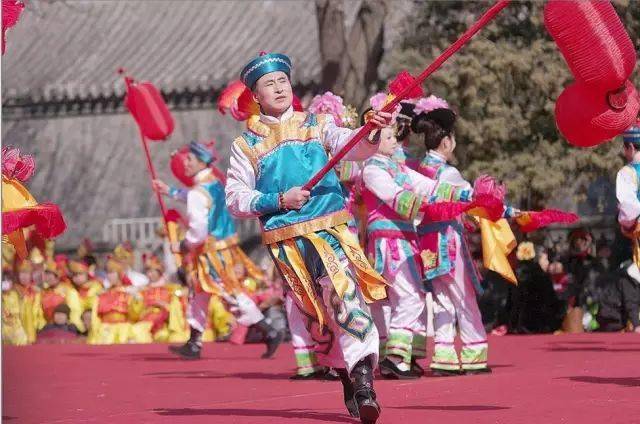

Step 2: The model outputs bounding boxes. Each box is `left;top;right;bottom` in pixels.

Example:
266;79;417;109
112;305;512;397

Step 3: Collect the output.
421;249;437;270
262;210;351;244
234;137;259;173
213;235;239;250
302;232;349;299
325;224;388;303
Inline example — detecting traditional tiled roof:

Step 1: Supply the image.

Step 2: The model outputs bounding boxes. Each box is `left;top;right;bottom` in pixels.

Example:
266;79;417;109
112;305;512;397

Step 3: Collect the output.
2;0;321;104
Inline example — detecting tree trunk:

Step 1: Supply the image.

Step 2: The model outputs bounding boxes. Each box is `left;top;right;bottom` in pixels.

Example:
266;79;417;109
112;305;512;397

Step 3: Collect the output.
316;0;388;109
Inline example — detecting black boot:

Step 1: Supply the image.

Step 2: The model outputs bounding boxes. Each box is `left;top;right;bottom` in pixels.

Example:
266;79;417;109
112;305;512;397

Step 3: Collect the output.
255;319;283;359
351;357;380;424
337;369;359;418
169;327;202;360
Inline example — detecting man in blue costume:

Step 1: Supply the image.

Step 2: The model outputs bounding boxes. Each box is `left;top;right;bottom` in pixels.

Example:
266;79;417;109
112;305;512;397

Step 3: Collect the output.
225;52;393;423
155;142;282;359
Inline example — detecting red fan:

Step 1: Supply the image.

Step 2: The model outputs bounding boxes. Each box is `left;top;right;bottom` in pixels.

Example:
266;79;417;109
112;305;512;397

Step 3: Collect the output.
170;147;194;187
515;209;579;233
2;147;66;259
420;193;505;224
545;0;639;147
218;79;303;121
218;80;247;115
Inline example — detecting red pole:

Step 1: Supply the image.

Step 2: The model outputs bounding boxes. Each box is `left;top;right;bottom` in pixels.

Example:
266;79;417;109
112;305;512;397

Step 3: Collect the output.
137;127;170;234
302;0;511;191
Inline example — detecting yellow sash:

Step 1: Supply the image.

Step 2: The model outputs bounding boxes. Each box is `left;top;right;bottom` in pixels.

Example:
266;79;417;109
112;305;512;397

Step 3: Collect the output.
271;241;327;329
325;224;387;302
478;218;517;284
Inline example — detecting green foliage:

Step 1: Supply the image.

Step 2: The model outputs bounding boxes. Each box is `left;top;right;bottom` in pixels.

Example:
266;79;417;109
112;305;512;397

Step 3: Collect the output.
385;1;640;209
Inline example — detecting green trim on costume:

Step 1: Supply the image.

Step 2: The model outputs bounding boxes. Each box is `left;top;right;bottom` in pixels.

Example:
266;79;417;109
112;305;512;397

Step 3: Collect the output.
411;333;427;359
395;191;419;220
431;345;460;365
461;345;488;364
386;329;413;363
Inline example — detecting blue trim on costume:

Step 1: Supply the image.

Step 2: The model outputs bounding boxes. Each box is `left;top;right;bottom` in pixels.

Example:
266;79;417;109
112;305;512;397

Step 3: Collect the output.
623;125;640;144
241;53;292;88
242;131;263;147
252;192;280;215
368;220;416;234
302;113;318;128
189;141;214;165
401;240;423;287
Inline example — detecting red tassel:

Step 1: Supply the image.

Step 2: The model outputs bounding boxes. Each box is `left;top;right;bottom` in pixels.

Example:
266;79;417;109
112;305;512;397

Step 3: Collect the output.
388;71;424;99
516;209;579;233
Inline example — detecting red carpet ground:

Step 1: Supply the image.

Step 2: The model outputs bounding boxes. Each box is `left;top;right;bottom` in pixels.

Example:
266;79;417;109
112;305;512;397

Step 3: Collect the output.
3;333;639;424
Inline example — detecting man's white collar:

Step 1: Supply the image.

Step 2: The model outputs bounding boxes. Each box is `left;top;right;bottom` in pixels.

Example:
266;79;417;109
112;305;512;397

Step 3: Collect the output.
260;106;294;124
194;167;212;183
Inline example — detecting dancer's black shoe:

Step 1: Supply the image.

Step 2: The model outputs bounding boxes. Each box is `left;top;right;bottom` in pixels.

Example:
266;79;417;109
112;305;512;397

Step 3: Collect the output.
255;319;283;359
323;368;340;381
351;357;381;424
463;366;492;375
337;369;359;418
410;358;425;377
378;358;419;380
430;367;463;377
169;327;202;360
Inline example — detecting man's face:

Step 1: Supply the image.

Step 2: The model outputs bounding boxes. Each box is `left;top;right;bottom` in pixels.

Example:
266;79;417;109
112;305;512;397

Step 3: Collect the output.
146;268;162;283
252;71;293;117
72;272;88;286
107;271;120;286
44;271;59;287
183;152;206;177
53;311;68;326
18;271;32;285
623;142;635;162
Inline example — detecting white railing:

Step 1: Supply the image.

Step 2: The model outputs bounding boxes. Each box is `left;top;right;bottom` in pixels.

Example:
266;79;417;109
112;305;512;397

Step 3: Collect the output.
102;217;164;250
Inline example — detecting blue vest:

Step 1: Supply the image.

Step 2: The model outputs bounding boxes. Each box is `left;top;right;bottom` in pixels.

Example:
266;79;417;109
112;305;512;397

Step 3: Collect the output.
628;163;640;200
199;178;237;242
234;112;350;244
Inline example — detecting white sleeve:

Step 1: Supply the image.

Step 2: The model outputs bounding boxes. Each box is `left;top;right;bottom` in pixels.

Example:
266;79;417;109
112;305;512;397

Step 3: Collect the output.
185;189;210;248
407;167;439;196
321;115;379;161
225;142;262;218
440;166;472;189
363;164;425;220
616;167;640;228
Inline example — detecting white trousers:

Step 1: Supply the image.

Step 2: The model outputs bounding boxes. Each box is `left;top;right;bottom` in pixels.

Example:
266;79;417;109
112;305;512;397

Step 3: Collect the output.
285;292;323;375
187;291;264;333
385;258;427;363
431;272;488;370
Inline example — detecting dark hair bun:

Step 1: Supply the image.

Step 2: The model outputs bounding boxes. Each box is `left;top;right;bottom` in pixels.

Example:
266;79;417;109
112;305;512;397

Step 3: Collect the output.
412;114;449;150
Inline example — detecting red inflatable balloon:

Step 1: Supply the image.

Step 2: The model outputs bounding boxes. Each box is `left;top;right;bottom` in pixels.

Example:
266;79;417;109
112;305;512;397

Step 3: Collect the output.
124;79;175;141
555;81;640;147
544;0;636;93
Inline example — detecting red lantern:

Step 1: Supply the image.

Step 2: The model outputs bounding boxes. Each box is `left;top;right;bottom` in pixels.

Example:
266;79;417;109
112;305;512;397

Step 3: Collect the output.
124;78;175;141
555;81;640;147
544;0;636;93
545;0;639;147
